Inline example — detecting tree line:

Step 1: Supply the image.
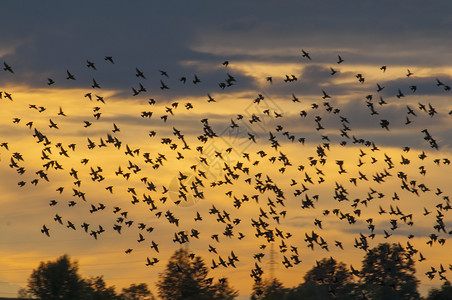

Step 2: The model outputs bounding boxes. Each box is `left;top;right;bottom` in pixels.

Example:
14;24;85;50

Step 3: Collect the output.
251;243;451;300
18;243;452;299
18;254;153;300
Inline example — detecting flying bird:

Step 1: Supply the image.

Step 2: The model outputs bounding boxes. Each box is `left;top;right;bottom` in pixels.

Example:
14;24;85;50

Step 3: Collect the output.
136;68;146;79
301;49;311;60
104;56;114;64
41;225;50;237
3;62;14;73
2;47;452;287
66;70;76;80
86;60;96;70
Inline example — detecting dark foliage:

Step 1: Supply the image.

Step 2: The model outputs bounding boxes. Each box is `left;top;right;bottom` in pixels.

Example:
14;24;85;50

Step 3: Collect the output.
26;254;87;300
360;243;420;300
426;281;452;300
157;248;238;300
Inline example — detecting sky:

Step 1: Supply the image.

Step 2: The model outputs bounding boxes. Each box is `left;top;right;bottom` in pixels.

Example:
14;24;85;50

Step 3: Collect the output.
1;1;452;298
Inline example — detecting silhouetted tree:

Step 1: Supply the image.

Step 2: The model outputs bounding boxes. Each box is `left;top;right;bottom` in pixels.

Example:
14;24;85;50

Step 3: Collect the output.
281;257;357;300
212;278;239;300
26;254;87;300
427;281;452;300
25;254;162;299
157;248;237;300
360;243;420;300
300;257;358;299
120;283;154;300
251;278;286;300
285;281;330;300
84;276;118;300
17;287;33;299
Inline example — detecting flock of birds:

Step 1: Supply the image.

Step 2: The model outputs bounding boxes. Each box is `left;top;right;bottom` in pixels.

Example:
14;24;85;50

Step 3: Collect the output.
1;49;452;292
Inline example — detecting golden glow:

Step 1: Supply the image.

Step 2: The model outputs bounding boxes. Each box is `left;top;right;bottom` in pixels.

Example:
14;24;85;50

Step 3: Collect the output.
1;55;452;298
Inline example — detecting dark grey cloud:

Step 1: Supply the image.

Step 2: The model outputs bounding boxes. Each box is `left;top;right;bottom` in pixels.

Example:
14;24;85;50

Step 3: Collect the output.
2;0;452;91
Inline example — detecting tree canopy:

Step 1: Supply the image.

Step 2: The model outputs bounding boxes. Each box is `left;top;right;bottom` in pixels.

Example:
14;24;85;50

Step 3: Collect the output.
302;257;358;299
121;283;154;300
360;243;420;300
427;281;452;300
84;276;119;300
249;243;421;300
25;254;156;300
26;254;87;300
251;278;287;300
157;247;238;300
20;244;439;300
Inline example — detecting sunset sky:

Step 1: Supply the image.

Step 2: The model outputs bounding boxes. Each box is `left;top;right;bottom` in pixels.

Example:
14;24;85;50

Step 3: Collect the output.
1;1;452;298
